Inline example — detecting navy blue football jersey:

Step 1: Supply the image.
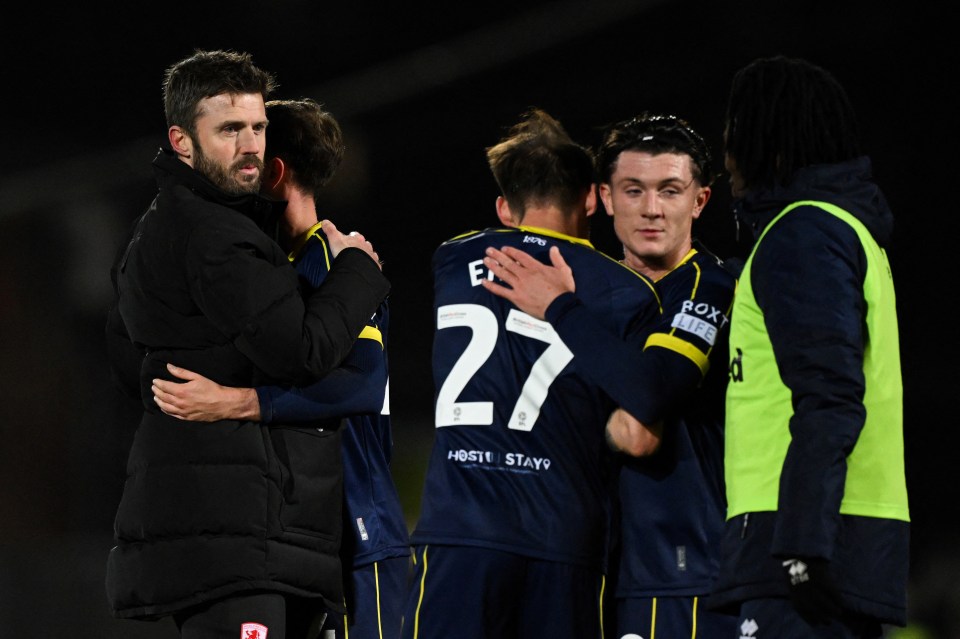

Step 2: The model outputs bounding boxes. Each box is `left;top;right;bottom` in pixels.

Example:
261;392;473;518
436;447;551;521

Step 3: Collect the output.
411;225;659;569
257;222;411;568
339;338;411;569
614;246;736;596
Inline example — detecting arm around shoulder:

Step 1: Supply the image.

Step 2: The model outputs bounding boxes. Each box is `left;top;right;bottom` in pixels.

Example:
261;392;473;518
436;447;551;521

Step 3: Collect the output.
606;408;662;456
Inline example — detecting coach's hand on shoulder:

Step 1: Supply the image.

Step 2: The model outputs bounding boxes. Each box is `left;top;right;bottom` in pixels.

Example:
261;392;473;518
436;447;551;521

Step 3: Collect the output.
323;219;382;270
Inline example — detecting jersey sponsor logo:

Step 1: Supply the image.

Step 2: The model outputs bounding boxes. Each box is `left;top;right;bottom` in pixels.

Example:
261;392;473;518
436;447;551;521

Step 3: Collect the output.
505;452;551;470
670;300;730;345
671;312;718;344
447;448;552;471
729;347;744;382
448;449;497;463
682;300;729;328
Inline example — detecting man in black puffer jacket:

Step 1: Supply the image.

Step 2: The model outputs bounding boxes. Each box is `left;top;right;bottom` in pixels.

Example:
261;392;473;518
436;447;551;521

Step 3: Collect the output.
103;49;390;638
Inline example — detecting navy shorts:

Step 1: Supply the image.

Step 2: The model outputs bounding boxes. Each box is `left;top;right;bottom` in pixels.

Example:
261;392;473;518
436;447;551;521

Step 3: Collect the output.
323;554;412;639
616;595;737;639
402;545;604;639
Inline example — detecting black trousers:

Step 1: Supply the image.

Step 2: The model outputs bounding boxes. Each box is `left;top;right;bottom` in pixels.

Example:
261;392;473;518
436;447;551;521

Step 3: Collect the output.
173;592;327;639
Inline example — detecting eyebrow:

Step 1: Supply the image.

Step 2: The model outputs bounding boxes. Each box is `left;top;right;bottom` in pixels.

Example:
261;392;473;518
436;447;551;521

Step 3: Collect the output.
620;175;691;187
218;118;268;129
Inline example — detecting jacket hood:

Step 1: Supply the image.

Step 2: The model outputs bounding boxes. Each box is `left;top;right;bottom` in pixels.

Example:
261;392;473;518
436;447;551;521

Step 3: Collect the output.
731;156;894;248
151;147;284;230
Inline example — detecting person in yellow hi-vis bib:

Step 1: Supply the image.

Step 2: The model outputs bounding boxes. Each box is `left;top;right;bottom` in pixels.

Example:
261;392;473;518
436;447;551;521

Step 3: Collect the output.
707;56;909;639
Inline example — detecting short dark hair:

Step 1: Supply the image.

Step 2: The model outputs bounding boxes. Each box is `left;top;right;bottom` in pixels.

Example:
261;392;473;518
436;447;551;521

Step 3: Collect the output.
724;55;860;191
485;108;594;219
595;112;715;187
265;98;345;202
162;49;277;138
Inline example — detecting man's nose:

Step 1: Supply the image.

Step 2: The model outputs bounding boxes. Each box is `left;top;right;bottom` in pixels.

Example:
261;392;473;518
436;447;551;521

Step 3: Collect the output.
641;192;662;216
237;128;262;154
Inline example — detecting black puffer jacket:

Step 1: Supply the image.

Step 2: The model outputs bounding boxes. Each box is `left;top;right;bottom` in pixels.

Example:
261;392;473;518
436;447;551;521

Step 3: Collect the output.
104;148;390;620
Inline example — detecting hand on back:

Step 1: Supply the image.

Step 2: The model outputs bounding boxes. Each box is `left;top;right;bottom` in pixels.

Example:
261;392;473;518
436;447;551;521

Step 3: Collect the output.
152;364;260;421
481;245;575;320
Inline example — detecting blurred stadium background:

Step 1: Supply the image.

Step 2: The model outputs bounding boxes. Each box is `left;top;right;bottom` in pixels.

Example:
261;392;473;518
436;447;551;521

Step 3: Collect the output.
0;2;954;636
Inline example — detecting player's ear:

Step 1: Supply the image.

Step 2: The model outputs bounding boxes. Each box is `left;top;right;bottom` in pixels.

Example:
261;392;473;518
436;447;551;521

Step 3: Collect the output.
496;196;518;228
584;184;598;218
264;157;286;192
168;126;193;163
599;183;614;217
692;185;711;220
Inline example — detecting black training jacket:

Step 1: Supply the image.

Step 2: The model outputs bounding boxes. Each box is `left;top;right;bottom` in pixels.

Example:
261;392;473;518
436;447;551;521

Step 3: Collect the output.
104;148;390;620
708;157;909;625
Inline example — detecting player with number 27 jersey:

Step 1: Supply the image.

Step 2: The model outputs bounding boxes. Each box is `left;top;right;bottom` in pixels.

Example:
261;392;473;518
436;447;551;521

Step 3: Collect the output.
411;225;659;570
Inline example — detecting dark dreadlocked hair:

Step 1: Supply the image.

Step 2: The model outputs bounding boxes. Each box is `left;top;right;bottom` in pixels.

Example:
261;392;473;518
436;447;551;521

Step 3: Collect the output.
723;55;861;192
595;112;715;187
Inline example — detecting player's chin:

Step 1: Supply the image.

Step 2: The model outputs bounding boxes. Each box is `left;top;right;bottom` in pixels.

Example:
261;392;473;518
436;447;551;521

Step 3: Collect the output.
629;237;661;256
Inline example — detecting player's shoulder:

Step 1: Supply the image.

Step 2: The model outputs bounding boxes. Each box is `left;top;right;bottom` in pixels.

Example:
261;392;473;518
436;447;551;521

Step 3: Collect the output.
557;241;659;306
434;225;597;262
290;222;333;267
654;245;737;313
514;226;655;291
438;226;515;248
437;225;593;251
682;242;740;286
568;246;657;294
432;227;511;269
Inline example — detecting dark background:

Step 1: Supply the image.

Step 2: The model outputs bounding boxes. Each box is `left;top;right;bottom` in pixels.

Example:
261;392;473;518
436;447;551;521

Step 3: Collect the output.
1;2;955;637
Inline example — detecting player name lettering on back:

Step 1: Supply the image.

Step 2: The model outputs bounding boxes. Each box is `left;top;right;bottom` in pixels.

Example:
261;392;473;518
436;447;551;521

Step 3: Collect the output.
468;258;496;287
466;238;545;286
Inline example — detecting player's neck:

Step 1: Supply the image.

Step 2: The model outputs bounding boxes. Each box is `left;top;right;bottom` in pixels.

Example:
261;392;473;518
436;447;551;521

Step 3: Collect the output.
622;253;673;281
622;245;691;281
280;190;320;244
517;207;589;240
